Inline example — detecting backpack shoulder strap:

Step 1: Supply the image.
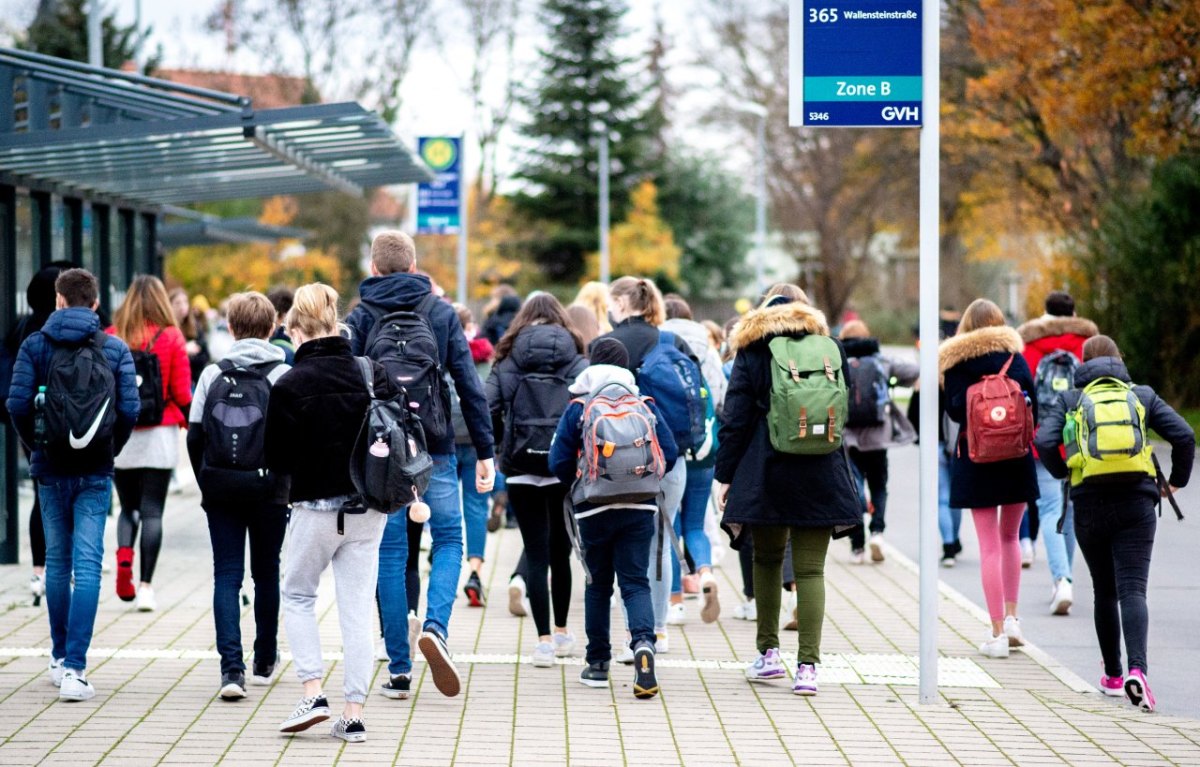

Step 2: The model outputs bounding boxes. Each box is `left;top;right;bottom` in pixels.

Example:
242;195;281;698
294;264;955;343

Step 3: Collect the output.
657;330;675;347
144;326;167;351
356;357;376;399
998;354;1015;376
92;329;110;351
217;358;238;374
414;292;440;317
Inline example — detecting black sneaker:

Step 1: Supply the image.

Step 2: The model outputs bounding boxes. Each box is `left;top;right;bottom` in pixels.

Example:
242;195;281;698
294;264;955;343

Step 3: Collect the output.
417;629;461;697
218;671;246;701
632;643;659;699
251;658;276;686
579;661;610;688
330;716;367;743
279;695;331;733
381;673;412;700
463;571;486;607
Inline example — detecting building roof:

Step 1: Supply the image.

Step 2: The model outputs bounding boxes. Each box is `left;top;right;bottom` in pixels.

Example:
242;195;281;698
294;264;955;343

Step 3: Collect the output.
154;69;313;109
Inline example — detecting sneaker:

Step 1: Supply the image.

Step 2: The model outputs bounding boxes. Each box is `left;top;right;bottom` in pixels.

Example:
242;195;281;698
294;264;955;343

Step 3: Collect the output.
1100;673;1125;698
251;658;276;686
490;491;508;532
1050;578;1073;616
330;716;367;743
792;663;818;696
30;572;44;606
381;673;412;700
218;671;246;701
531;641;555;668
407;612;421;659
699;572;721;623
615;646;635;665
1020;538;1034;568
655;631;669;654
1003;616;1026;648
59;669;96;702
417;629;461;697
116;547;135;602
47;657;65;688
868;533;886;563
849;549;866;565
979;634;1010;659
666;602;686;626
507;575;528;617
1125;668;1156;712
463;571;486;607
374;639;390;662
681;573;700;597
733;599;758;621
136;585;156;612
783;607;798;632
279;695;331;733
632;643;659;699
579;661;610;688
745;648;787;682
553;631;577;658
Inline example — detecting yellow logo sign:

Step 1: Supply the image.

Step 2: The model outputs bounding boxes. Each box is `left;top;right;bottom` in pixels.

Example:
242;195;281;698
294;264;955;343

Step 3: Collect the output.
421;138;457;172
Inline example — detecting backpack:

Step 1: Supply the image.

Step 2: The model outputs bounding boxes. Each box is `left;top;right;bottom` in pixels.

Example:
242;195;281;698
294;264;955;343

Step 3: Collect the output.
964;354;1034;463
501;369;574;477
569;381;668;509
846;353;890;427
40;330;117;461
1034;349;1080;421
688;383;720;465
1063;377;1155;486
362;294;448;441
349;357;434;512
131;328;166;427
198;359;279;506
766;335;848;455
636;331;706;453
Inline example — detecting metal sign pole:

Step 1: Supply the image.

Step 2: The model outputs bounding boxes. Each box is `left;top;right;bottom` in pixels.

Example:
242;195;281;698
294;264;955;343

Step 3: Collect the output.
598;129;610;285
457;132;468;305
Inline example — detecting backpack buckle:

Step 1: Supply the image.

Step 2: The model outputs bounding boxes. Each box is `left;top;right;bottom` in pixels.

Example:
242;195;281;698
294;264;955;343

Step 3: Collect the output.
788;359;800;382
798;407;808;439
824;357;835;382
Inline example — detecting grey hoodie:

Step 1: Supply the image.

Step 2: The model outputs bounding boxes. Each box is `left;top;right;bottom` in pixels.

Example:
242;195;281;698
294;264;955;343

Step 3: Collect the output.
189;338;290;424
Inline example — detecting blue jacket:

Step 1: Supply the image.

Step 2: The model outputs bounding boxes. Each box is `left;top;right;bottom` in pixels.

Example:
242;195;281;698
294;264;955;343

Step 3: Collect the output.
6;307;140;477
345;272;494;459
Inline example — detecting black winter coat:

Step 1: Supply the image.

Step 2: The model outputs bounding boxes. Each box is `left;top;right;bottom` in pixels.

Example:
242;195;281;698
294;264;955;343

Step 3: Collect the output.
714;301;863;545
265;336;397;503
595;316;693;371
483;295;521;346
939;325;1040;509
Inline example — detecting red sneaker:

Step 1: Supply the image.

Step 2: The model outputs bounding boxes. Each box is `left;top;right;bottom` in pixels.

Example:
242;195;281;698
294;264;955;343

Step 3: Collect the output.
116;546;136;602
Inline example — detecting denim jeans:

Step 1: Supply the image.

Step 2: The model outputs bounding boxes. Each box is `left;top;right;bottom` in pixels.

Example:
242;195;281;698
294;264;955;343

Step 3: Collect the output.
38;473;111;673
456;444;489;562
578;509;655;664
1035;461;1076;582
205;503;288;675
938;446;962;545
378;452;461;675
670;464;714;593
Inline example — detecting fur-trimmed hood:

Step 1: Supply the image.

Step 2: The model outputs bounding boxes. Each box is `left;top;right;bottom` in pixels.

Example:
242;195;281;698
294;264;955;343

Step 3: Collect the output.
1017;315;1099;345
938;325;1024;381
730;302;829;351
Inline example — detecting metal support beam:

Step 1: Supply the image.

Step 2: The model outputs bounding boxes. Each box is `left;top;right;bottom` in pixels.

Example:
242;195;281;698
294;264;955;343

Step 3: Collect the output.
249;125;362;197
0;184;18;565
119;208;135;281
31;190;52;266
64;196;83;264
94;203;112;315
142;211;159;276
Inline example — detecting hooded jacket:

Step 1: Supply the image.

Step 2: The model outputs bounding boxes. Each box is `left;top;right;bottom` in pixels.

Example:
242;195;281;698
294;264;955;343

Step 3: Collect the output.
1035;356;1194;502
713;301;863;543
486;323;588;476
661;317;728;413
345;272;494;459
1018;314;1099;375
6;307;140;478
939;325;1040;509
483;295;522;346
841;336;920;451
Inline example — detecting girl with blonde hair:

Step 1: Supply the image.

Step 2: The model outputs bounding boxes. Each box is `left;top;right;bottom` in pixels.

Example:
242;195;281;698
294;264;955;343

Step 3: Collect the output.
572;281;613;335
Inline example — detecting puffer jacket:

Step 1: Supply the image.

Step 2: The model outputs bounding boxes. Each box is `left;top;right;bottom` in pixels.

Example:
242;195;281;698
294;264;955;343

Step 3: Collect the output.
1017;314;1098;375
841;336;919;451
714;301;863;545
661;318;728;413
108;322;192;429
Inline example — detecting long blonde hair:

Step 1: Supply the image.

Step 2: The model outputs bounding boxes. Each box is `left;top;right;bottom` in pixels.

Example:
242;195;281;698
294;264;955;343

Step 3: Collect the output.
609;276;666;326
114;275;177;348
958;298;1006;334
287;283;341;341
572;281;613;334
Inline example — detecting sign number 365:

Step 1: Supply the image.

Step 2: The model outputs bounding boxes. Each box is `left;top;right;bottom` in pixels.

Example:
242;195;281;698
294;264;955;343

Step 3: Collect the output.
809;7;839;22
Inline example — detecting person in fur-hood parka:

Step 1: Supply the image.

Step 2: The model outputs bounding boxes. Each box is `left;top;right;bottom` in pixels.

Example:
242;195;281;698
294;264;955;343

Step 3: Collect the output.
1017;291;1099;374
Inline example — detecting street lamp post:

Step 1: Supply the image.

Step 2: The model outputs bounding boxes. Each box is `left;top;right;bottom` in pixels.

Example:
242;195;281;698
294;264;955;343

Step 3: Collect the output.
598;128;611;285
732;101;769;297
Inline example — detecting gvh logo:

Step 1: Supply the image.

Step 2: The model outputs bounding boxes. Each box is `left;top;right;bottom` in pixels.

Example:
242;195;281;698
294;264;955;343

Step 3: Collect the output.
881;106;919;122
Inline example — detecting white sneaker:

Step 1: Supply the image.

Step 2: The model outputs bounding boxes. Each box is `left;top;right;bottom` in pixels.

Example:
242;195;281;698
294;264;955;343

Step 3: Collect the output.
47;657;65;687
1050;578;1073;616
1003;615;1026;647
552;631;577;658
374;639;389;662
655;631;669;654
868;533;886;562
615;646;635;665
666;602;686;626
733;599;758;621
979;634;1009;659
30;572;45;604
699;572;720;623
507;576;527;617
59;669;96;701
1020;538;1034;568
407;612;421;660
136;586;157;612
531;641;555;668
849;549;866;565
781;589;797;626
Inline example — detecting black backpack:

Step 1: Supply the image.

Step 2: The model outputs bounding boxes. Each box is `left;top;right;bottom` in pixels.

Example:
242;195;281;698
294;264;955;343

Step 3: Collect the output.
500;369;574;477
198;359;279;506
350;357;434;512
40;330;117;461
362;294;448;440
846;353;890;427
131;328;166;427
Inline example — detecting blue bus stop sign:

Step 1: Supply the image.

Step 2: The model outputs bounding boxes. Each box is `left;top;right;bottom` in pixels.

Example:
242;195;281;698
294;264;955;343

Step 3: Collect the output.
789;0;922;128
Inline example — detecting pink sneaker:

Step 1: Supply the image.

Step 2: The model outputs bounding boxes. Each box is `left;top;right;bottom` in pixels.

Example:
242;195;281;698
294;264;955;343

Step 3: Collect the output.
1099;674;1125;697
792;663;818;696
1125;669;1156;712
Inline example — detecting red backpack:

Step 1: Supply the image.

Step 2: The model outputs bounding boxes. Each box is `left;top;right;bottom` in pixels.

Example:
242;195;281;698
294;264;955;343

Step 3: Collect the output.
964;355;1033;464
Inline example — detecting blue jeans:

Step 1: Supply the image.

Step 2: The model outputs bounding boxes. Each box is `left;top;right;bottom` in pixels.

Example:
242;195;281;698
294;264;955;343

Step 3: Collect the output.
38;474;111;673
671;464;714;593
938;447;962;545
1035;461;1076;582
205;503;288;675
378;453;461;675
578;509;655;664
456;444;489;562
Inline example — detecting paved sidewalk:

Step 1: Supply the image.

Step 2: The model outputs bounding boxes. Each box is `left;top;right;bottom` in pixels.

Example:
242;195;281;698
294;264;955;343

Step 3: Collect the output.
1;467;1199;766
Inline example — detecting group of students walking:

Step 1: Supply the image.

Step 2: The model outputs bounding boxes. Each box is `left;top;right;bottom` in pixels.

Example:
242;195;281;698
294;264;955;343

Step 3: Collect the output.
4;232;1191;741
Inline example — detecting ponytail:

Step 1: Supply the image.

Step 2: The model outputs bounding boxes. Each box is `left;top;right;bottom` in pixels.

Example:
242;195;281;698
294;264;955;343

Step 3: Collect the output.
611;276;666;326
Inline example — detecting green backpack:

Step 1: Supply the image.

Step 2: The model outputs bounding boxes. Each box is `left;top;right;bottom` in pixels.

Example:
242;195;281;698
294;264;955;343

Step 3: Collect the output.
1063;377;1155;486
766;335;848;455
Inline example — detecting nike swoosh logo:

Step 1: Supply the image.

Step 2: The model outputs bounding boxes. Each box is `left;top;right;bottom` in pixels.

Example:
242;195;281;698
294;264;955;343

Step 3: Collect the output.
69;398;111;449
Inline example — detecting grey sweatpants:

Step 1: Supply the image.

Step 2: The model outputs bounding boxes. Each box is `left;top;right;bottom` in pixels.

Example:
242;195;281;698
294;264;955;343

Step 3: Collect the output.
282;499;387;704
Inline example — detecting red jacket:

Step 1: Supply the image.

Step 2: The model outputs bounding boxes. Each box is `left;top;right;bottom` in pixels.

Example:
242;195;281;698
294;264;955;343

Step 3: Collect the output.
1017;314;1099;375
107;322;193;428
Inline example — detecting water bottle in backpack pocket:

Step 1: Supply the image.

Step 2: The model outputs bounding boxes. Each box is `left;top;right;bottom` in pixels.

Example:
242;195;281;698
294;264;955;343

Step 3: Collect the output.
362;294;449;440
131;328;166;426
636;331;707;455
349;358;434;512
198;359;278;507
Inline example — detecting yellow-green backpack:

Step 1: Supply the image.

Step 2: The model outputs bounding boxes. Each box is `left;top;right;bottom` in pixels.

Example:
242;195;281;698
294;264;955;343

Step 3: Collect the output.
1063;377;1155;486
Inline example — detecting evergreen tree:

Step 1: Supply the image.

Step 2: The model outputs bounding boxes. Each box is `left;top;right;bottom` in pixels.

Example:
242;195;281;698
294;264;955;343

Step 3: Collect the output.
20;0;159;72
513;0;653;282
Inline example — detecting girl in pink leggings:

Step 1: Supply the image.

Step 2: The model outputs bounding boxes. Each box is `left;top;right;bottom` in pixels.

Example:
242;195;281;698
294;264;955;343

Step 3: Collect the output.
939;299;1041;659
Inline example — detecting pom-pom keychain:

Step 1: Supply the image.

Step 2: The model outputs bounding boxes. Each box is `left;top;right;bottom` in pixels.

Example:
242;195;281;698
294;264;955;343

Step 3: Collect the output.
409;490;431;523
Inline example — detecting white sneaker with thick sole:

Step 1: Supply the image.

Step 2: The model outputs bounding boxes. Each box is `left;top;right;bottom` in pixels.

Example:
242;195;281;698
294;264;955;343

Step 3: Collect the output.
666;602;686;626
1020;538;1034;568
1050;578;1073;616
615;646;635;665
655;631;669;654
507;576;528;617
1003;615;1026;647
868;534;886;563
733;599;757;621
374;640;390;662
59;669;96;701
699;572;720;623
136;586;157;612
553;631;577;658
531;641;555;668
979;634;1010;659
47;657;65;687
